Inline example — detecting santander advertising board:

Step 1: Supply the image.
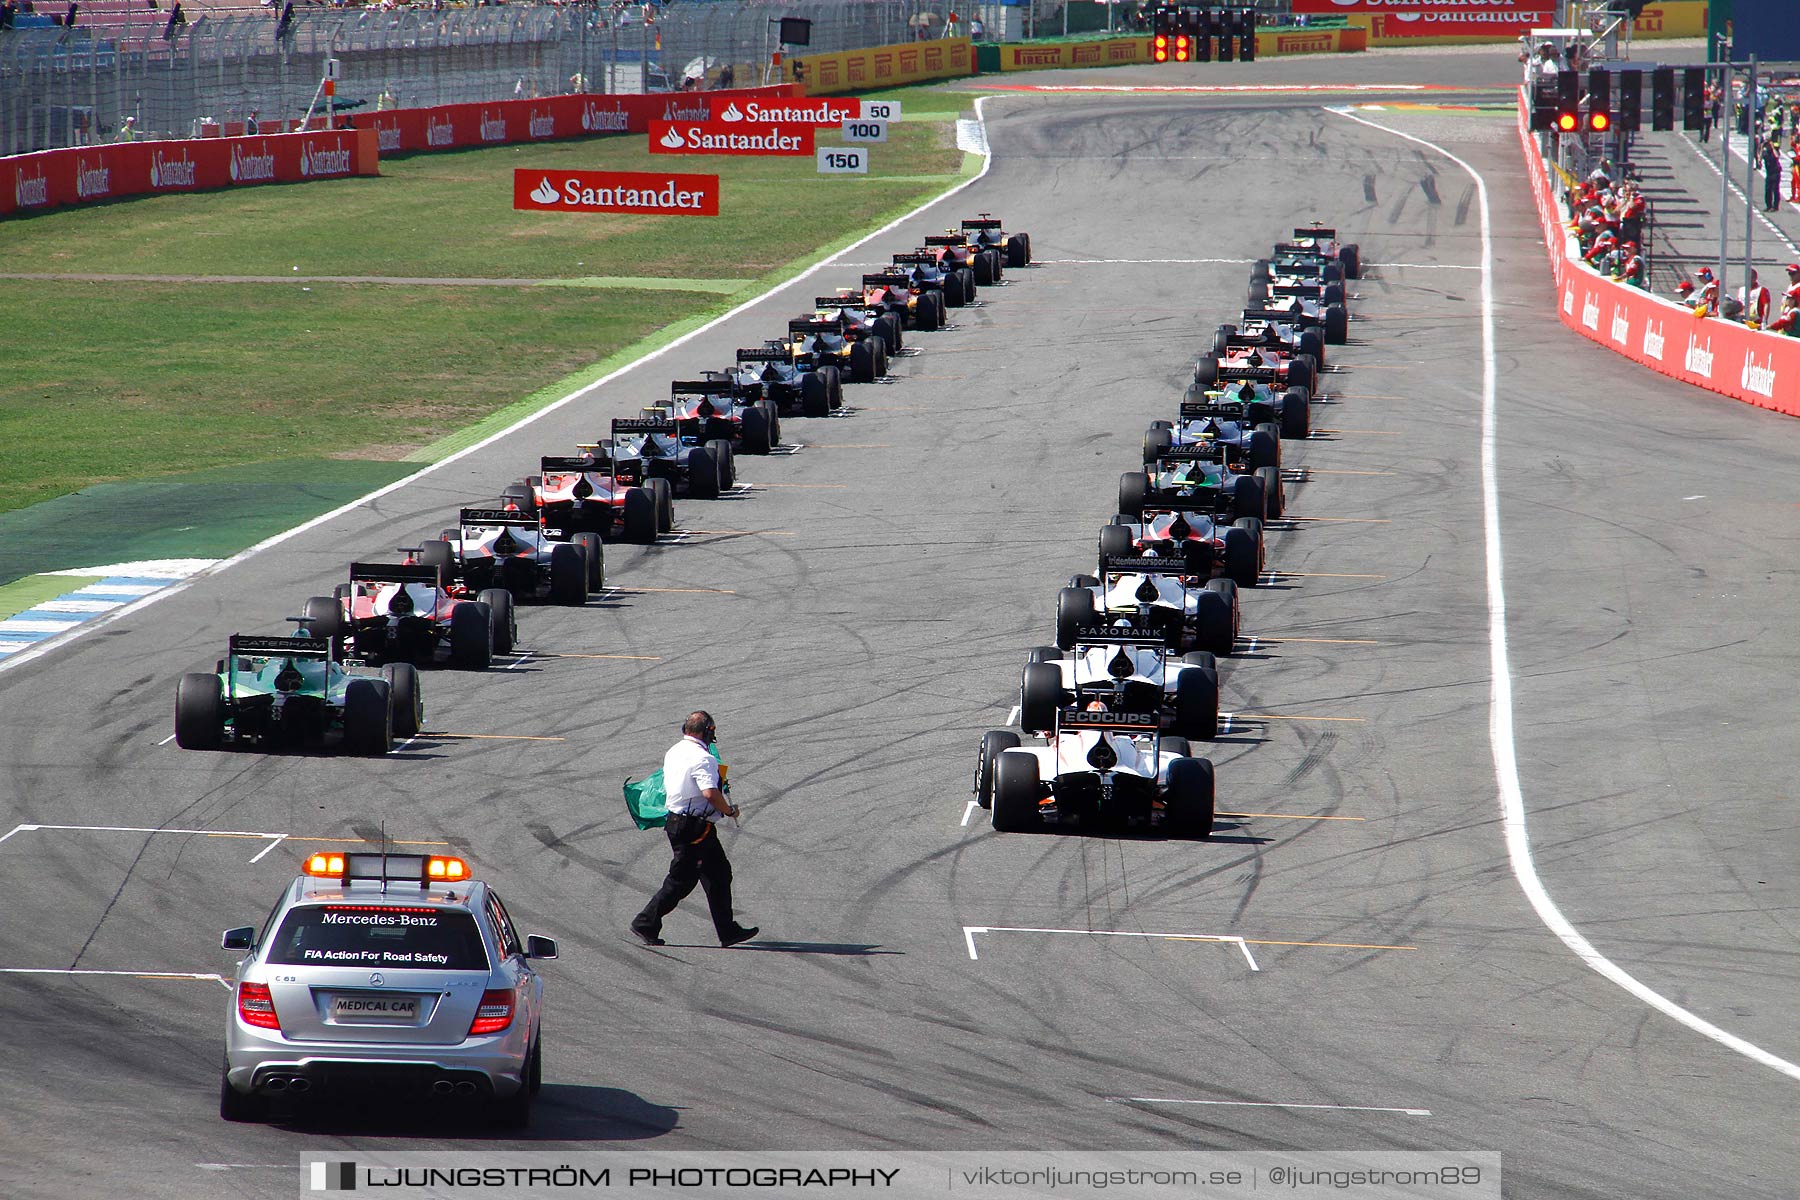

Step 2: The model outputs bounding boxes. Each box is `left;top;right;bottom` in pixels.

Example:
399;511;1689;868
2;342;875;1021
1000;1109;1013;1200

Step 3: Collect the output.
647;116;815;157
513;169;719;216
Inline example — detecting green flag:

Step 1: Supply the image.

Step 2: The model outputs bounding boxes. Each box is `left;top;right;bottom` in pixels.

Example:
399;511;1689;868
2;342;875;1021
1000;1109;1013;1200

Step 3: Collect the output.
623;770;667;830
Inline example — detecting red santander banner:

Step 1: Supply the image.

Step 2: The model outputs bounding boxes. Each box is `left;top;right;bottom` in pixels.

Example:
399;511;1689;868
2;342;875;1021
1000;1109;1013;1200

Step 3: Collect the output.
717;96;861;127
513;169;719;216
1290;0;1552;37
648;119;814;157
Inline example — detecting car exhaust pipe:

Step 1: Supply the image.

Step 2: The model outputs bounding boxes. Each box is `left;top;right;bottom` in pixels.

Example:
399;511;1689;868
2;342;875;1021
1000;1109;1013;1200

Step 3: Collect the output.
431;1080;456;1096
264;1077;289;1092
453;1081;478;1096
287;1078;312;1094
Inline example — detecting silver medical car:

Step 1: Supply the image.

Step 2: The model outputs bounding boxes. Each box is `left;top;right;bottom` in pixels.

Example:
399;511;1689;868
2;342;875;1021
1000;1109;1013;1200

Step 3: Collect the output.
219;851;556;1126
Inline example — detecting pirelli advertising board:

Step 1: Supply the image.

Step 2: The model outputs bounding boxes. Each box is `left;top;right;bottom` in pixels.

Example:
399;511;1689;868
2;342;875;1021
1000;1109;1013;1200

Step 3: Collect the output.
1289;0;1705;45
780;38;975;96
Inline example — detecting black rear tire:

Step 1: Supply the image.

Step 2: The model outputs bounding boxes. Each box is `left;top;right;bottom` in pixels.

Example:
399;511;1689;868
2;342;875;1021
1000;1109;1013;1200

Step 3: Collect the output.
381;662;422;739
1026;645;1062;664
1298;328;1325;366
1164;756;1216;839
1222;526;1259;588
1285;354;1315;396
972;250;996;286
219;1071;266;1123
1246;429;1279;471
621;488;657;544
1055;587;1097;650
301;595;343;642
449;601;493;670
647;478;675;533
477;587;516;655
1119;471;1150;518
974;730;1019;809
1341;244;1361;280
1256;465;1284;520
1005;234;1028;269
1250;259;1270;282
740;406;773;454
1212;323;1237;359
1194;355;1218;388
1098;523;1135;561
686;448;719;500
992;752;1042;832
1280;387;1311;439
1230;474;1266;521
1143;426;1173;465
915;293;941;332
944;271;967;308
1324;302;1348;345
1192;590;1234;658
801;373;830;418
1175;663;1219;741
706;439;735;489
572;533;604;591
877;313;903;355
1019;662;1064;735
175;672;224;751
343;678;393;756
850;339;876;383
418;540;455;587
549;543;587;606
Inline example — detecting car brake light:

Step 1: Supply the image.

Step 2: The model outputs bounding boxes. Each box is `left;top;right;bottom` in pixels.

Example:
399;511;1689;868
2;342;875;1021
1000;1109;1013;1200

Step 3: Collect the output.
238;981;282;1031
469;989;515;1036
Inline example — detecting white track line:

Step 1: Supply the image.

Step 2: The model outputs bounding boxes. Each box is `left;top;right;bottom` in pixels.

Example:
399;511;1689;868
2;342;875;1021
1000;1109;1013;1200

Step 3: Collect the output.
961;800;980;827
1333;106;1800;1085
0;968;230;987
963;925;1257;970
248;835;286;865
1108;1097;1431;1117
0;99;999;678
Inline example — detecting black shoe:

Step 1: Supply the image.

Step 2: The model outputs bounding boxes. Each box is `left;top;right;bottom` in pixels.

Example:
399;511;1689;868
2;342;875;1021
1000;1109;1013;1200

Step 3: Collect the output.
631;925;665;947
720;925;759;948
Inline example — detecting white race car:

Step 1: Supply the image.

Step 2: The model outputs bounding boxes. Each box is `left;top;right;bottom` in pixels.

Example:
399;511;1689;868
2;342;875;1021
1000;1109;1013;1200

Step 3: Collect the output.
975;707;1215;837
418;507;592;608
1055;554;1238;658
1020;625;1219;740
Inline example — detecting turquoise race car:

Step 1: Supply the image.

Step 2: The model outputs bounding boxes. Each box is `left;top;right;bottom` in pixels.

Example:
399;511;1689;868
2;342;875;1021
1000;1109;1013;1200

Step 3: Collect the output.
174;626;421;755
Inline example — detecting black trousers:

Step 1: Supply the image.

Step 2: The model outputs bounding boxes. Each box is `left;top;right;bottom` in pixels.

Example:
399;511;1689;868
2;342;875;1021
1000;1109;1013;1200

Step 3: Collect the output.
634;815;736;941
1767;171;1783;210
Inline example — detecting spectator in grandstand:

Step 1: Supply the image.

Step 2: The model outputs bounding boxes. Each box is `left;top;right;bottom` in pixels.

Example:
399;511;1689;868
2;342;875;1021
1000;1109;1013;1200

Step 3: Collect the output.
1616;242;1646;290
1739;269;1772;326
246;109;260;134
1584;230;1619;268
712;64;734;90
1616;181;1645;246
1769;293;1800;336
1784;262;1800;301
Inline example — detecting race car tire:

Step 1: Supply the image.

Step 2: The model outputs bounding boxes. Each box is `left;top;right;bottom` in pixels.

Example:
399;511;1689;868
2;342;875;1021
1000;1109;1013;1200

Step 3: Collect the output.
1098;523;1135;561
1194;356;1218;389
1323;282;1346;309
1246;281;1268;307
1143;426;1173;465
705;439;735;490
963;267;979;299
1119;471;1150;518
850;339;878;384
972;251;996;287
1192;590;1234;658
1322;261;1343;284
1212;324;1237;359
301;595;344;642
757;400;782;448
418;540;456;588
1005;234;1029;270
740;405;773;454
621;487;658;544
648;477;676;533
1246;428;1279;472
1280;387;1311;440
826;365;845;410
478;587;516;655
1164;756;1216;839
381;663;422;739
1341;244;1362;280
686;448;720;501
343;678;393;756
572;533;604;591
499;483;538;517
1250;259;1271;283
877;314;904;355
1182;650;1218;672
1253;420;1282;458
1206;576;1239;616
1026;646;1062;664
1230;474;1266;521
1298;328;1326;366
975;730;1020;809
1020;662;1063;736
914;294;941;332
944;271;967;308
219;1071;267;1123
1174;663;1220;741
1285;354;1315;396
1324;302;1349;345
1221;525;1260;589
1055;587;1098;650
449;601;493;670
992;752;1042;832
175;673;224;751
549;543;588;607
802;372;828;420
1255;466;1284;520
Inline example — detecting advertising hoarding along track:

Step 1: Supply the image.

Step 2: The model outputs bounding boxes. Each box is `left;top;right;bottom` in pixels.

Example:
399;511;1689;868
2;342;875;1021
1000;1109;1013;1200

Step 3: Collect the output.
647;120;815;157
512;169;719;216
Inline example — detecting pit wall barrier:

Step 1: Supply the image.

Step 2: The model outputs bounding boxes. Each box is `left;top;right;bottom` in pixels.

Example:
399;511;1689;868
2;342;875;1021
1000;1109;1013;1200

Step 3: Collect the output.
1;85;803;218
1517;89;1798;417
1290;1;1705;45
980;27;1366;72
779;39;975;95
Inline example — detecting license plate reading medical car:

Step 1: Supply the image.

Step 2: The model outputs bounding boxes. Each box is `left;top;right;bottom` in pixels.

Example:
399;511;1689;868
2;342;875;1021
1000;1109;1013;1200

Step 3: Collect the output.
331;995;420;1021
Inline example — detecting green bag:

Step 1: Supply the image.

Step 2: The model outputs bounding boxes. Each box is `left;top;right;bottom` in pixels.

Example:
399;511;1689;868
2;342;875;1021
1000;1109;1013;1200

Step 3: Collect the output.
623;770;667;831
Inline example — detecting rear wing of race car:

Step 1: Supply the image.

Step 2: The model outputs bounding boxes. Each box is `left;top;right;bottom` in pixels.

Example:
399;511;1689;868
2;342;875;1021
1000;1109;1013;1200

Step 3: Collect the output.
229;633;333;659
671;379;737;398
788;318;842;335
814;295;870;309
1143;497;1229;519
348;563;439;586
891;251;938;265
961;217;1003;230
1294;225;1337;241
1157;443;1230;464
613;416;677;436
1217;363;1280;383
735;347;790;364
922;234;964;247
863;272;910;289
542;455;600;473
1071;625;1170;649
1270;282;1323;298
1180;400;1252;421
1055;707;1160;734
1270;257;1327;277
1102;554;1191;577
461;506;539;530
1221;332;1281;349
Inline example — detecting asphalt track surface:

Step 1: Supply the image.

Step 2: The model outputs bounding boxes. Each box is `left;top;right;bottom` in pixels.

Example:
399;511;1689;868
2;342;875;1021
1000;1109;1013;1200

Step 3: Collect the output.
2;51;1796;1200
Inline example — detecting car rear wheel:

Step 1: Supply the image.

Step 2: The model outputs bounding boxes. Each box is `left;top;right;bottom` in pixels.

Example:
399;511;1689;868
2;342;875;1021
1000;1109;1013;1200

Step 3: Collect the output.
1098;522;1135;561
449;601;493;669
876;313;903;354
343;678;393;756
1285;354;1315;396
621;487;658;544
1246;428;1279;472
1341;244;1362;280
1280;387;1311;439
1175;662;1219;740
944;271;967;308
1118;471;1150;518
175;673;224;751
1255;465;1284;519
739;405;773;454
1005;233;1029;269
1055;587;1097;650
1019;662;1063;736
491;1067;534;1130
972;250;996;286
219;1069;266;1123
1212;323;1237;359
1164;756;1216;839
686;448;720;500
549;543;588;606
975;730;1020;809
1194;355;1218;388
992;752;1042;832
915;293;941;332
1221;525;1260;589
1230;474;1266;521
1026;645;1062;664
418;540;455;587
801;373;830;417
647;478;675;533
821;365;844;410
477;587;516;655
380;662;422;739
1250;259;1271;283
850;339;877;384
706;439;735;489
1298;328;1326;367
301;595;343;642
1143;426;1173;465
1324;302;1349;345
1192;590;1234;658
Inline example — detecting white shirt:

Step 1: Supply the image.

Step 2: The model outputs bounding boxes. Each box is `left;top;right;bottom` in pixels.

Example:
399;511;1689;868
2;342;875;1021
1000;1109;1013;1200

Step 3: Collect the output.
663;735;723;822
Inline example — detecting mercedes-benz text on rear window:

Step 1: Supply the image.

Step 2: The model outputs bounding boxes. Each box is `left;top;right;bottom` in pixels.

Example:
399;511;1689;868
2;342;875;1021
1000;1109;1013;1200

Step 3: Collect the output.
266;906;490;971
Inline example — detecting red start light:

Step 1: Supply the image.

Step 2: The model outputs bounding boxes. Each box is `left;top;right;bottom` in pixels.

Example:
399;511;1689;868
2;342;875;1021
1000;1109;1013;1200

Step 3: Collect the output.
1175;34;1190;61
1154;34;1167;48
1589;112;1611;131
1557;113;1579;132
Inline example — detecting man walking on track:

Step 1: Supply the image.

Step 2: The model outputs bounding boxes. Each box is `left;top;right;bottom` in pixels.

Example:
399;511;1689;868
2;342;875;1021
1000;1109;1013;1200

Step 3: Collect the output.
632;712;759;948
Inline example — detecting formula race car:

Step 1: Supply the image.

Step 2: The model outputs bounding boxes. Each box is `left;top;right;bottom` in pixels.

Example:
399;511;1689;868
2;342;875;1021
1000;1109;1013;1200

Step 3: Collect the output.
606;412;729;501
1100;498;1264;589
892;250;974;308
1054;553;1239;658
1265;222;1361;280
788;313;888;384
861;270;946;332
530;455;663;546
1121;441;1276;525
174;628;420;754
1019;624;1219;740
923;230;1003;286
1210;316;1326;380
418;507;592;608
1147;394;1293;513
1248;266;1345;312
962;214;1033;269
722;344;840;418
663;379;780;459
1195;338;1318;398
975;707;1215;837
305;561;514;671
811;293;905;355
1240;293;1348;347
